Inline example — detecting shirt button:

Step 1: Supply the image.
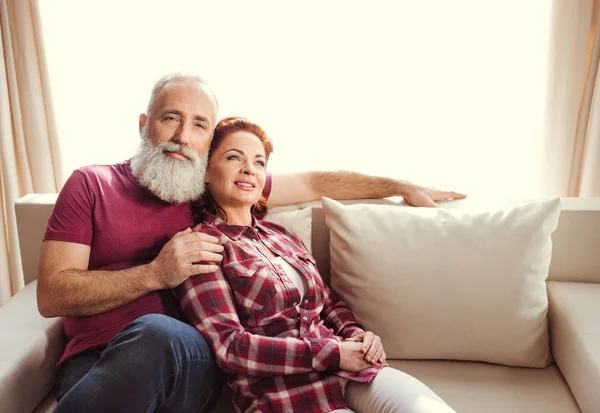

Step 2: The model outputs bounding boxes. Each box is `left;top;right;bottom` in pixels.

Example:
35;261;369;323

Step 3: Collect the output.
293;302;298;306
304;299;309;304
302;316;308;321
246;270;253;275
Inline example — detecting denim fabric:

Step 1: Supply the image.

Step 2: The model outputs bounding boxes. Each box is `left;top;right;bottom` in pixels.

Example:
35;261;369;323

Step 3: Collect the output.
54;314;222;413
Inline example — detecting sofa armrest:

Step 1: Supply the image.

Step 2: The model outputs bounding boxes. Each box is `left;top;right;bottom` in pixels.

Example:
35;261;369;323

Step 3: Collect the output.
0;281;65;413
548;281;600;413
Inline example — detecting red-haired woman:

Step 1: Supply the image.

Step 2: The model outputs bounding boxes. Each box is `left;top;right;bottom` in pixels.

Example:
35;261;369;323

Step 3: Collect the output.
174;117;455;413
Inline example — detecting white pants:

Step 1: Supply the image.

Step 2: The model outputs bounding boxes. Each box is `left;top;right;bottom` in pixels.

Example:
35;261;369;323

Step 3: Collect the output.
330;367;457;413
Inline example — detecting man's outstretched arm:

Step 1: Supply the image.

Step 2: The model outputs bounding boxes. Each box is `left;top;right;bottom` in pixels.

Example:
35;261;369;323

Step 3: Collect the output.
267;171;466;208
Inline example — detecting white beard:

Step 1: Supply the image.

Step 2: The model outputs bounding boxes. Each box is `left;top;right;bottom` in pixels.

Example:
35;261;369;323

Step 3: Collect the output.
130;135;208;204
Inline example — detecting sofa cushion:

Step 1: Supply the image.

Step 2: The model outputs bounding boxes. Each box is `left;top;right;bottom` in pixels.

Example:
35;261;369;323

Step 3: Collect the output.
387;359;580;413
322;197;561;367
548;281;600;413
32;392;57;413
204;360;582;413
0;281;65;413
264;207;312;253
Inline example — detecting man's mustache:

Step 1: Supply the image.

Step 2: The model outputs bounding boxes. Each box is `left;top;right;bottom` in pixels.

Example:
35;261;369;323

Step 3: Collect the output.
157;141;199;163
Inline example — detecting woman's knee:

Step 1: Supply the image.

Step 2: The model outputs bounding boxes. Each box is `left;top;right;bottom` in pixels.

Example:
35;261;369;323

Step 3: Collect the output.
345;367;456;413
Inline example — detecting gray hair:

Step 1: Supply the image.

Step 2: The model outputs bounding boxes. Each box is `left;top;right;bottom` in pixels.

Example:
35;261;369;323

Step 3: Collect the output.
145;73;219;120
131;131;208;203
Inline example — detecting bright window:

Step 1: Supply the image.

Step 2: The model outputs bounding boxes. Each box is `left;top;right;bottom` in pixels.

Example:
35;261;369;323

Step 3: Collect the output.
39;0;553;197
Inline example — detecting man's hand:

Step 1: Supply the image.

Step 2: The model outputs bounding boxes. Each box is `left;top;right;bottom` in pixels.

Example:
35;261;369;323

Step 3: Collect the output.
403;184;467;207
148;228;224;289
345;331;386;364
338;341;373;373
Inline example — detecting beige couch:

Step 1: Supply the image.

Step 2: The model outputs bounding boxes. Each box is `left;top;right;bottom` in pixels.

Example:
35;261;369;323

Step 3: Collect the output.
1;194;599;413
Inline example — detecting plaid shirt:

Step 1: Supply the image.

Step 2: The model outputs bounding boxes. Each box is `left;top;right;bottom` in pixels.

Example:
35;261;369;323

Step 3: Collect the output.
174;212;384;413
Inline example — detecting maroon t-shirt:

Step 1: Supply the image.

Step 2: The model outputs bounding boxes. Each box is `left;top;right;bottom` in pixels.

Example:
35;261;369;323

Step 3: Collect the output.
44;160;272;366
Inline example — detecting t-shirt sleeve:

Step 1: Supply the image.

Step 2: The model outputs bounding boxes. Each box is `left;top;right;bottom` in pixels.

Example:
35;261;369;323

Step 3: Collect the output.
44;170;94;246
262;172;272;200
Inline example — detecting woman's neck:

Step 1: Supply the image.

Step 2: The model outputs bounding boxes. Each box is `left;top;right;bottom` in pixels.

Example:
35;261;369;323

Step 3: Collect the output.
222;207;253;226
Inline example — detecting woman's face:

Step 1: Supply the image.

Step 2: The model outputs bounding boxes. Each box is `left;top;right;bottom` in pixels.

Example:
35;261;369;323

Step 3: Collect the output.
205;130;267;210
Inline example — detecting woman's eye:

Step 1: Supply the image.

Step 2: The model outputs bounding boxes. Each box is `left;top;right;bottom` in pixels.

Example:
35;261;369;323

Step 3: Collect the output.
227;155;240;161
256;160;266;167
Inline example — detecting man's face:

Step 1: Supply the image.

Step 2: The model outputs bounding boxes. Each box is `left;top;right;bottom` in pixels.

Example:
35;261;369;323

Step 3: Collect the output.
140;80;218;157
130;80;218;204
140;81;217;159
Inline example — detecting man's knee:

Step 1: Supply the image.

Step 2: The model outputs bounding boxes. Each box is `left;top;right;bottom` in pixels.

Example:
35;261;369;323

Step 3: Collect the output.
127;314;190;340
113;314;213;363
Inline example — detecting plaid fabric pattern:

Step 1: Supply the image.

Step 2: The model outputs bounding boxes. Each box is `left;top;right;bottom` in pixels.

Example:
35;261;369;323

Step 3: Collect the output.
174;212;384;412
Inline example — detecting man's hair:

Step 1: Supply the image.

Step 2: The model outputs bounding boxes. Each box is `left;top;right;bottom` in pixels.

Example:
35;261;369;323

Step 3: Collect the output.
145;73;219;121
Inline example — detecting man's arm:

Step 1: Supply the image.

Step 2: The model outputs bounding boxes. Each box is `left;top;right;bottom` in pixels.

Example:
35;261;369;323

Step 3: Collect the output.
37;229;222;318
38;241;157;317
267;171;466;208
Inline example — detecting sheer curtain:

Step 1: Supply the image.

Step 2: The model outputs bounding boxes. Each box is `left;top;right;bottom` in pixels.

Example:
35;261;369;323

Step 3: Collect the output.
39;0;553;198
0;0;63;304
543;0;600;197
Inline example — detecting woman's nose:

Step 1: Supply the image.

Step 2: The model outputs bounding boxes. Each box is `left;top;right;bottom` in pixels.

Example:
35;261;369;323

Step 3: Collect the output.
241;163;255;175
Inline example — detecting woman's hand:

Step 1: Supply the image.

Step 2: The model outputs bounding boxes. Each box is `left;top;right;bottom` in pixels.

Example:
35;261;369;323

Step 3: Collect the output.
338;341;372;373
345;331;386;365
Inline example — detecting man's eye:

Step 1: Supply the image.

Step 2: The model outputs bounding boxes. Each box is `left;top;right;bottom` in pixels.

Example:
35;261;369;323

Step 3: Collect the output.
195;123;207;130
164;116;177;121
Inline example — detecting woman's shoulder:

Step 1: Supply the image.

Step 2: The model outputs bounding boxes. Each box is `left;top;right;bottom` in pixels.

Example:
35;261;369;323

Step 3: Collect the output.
257;219;294;238
258;220;308;252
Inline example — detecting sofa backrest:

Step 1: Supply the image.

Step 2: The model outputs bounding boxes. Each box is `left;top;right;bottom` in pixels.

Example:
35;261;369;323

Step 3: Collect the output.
15;194;600;287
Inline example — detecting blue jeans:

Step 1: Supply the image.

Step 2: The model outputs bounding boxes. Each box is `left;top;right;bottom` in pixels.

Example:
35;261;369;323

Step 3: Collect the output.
53;314;222;413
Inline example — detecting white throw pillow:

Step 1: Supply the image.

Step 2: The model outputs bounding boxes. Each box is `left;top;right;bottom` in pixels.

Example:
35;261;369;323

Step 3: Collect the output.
322;197;562;368
264;207;312;254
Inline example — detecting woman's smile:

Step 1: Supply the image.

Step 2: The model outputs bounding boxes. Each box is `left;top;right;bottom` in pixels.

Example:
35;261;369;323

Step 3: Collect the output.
234;180;256;191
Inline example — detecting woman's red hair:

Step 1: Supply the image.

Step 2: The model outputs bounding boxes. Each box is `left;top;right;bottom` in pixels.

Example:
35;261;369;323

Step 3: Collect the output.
197;116;274;223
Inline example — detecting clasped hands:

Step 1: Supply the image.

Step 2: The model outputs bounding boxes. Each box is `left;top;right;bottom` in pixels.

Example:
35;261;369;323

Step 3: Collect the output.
338;331;386;373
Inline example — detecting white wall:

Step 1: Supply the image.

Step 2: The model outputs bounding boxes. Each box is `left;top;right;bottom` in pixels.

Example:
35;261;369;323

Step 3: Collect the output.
39;0;553;196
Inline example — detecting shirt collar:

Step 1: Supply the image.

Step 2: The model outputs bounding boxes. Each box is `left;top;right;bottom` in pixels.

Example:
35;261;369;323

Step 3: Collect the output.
202;211;274;240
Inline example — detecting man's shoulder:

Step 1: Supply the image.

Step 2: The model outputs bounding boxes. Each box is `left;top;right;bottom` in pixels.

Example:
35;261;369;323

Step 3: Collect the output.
69;160;138;190
74;161;131;179
59;160;139;201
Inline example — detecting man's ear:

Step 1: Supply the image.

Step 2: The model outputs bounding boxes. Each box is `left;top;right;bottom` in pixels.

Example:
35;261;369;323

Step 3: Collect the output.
139;113;147;133
204;169;210;184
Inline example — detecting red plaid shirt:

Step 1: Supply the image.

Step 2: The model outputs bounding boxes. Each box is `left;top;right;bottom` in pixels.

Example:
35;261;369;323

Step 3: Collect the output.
174;212;384;412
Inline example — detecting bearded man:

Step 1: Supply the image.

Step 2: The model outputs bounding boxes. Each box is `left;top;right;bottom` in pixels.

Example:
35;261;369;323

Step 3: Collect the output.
38;74;465;413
